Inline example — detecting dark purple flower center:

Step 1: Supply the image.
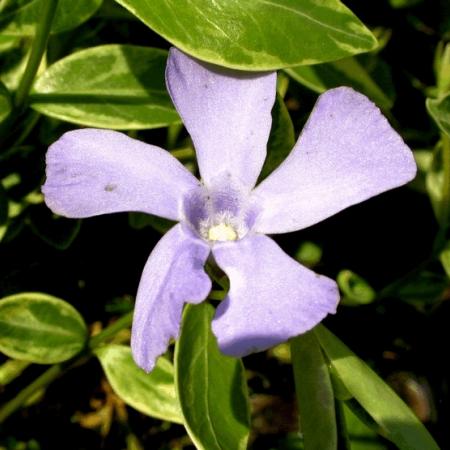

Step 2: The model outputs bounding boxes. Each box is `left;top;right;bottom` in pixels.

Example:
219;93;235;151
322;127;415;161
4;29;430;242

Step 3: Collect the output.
182;175;258;243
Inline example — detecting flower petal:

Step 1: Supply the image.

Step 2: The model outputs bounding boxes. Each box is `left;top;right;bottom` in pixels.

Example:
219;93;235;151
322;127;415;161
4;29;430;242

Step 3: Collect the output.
131;224;211;372
43;129;199;220
211;234;339;357
252;87;417;234
166;48;276;190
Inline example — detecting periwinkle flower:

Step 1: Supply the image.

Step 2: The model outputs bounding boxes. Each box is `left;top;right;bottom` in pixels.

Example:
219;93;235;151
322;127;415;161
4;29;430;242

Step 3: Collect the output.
42;48;416;372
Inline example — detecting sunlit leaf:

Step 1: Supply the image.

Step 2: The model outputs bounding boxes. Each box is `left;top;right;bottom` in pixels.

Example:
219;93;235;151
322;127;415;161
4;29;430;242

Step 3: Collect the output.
290;331;337;450
31;45;179;129
0;292;88;364
315;326;440;450
175;303;250;450
115;0;377;70
95;344;183;423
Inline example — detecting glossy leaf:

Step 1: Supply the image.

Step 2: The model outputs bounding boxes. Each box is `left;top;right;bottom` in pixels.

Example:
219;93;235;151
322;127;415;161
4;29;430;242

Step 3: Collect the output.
115;0;377;70
0;0;102;36
175;303;250;450
0;293;88;364
315;325;440;450
286;56;394;110
427;95;450;137
31;45;179;129
290;331;337;450
95;344;183;423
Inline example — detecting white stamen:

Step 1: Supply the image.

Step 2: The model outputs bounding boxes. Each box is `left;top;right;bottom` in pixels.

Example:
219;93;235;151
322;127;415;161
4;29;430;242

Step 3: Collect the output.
208;223;238;241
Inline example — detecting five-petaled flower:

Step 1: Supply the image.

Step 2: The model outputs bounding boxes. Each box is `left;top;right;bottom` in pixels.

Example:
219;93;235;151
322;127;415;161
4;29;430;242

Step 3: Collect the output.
42;48;416;372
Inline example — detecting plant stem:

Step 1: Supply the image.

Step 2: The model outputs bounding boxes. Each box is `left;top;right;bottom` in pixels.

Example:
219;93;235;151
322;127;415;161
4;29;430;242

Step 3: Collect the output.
88;311;133;349
13;0;59;111
0;364;62;423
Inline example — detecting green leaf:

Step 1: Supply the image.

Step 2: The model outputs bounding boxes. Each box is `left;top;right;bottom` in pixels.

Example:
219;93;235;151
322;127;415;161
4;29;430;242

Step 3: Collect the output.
31;44;179;129
427;95;450;137
337;270;376;306
290;331;337;450
0;292;88;364
175;303;250;450
344;403;387;450
286;56;394;111
259;93;295;181
95;344;183;423
315;325;440;450
114;0;377;70
0;0;102;36
0;80;11;122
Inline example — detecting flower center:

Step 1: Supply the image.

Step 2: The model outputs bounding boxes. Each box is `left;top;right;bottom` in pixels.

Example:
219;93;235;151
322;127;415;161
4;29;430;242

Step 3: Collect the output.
207;223;238;241
182;174;259;244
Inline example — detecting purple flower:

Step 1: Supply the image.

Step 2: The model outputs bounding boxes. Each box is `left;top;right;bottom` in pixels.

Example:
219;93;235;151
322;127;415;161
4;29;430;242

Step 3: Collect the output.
42;48;416;372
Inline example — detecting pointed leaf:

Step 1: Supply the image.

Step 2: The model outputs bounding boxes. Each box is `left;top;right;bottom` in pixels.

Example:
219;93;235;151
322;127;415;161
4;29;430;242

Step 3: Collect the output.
31;45;179;129
95;344;183;423
115;0;377;70
290;331;337;450
315;325;439;450
0;293;88;364
175;303;250;450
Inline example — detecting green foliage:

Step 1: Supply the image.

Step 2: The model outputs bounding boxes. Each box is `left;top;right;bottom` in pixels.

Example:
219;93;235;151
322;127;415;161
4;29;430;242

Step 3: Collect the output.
95;344;183;423
315;326;440;450
0;0;448;448
0;79;11;121
286;55;394;111
337;270;376;306
259;92;295;180
0;293;88;364
0;0;102;36
175;303;250;450
114;0;377;70
291;331;337;450
427;95;450;138
31;45;179;129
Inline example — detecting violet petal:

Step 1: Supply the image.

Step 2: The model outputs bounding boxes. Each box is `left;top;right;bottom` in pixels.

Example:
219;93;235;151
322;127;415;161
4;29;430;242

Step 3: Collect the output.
43;128;199;220
252;87;417;234
131;224;211;372
211;234;339;357
166;48;276;190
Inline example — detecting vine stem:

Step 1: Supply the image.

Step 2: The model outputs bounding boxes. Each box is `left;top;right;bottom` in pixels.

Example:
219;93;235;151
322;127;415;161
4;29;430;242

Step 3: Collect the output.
13;0;59;110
